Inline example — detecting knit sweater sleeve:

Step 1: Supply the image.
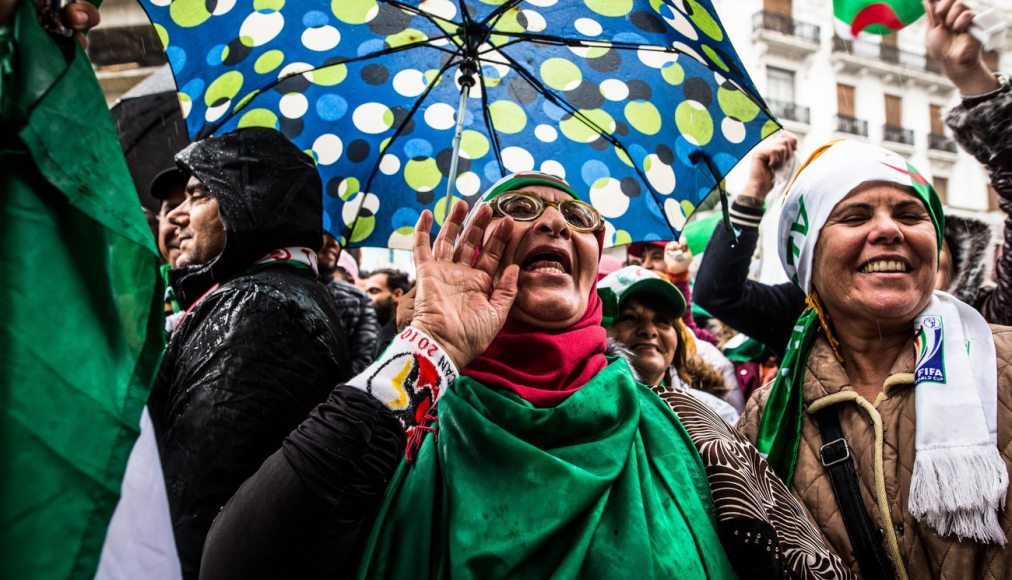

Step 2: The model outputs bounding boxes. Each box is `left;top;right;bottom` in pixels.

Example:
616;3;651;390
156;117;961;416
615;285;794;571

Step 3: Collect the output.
945;83;1012;325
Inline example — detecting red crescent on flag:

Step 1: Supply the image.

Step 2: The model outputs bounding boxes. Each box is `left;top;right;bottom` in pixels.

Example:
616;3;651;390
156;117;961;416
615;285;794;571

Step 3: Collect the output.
851;3;905;36
880;162;929;186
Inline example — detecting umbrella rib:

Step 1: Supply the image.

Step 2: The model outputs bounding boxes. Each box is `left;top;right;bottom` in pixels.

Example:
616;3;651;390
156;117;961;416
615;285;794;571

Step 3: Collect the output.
496;50;677;238
478;0;523;28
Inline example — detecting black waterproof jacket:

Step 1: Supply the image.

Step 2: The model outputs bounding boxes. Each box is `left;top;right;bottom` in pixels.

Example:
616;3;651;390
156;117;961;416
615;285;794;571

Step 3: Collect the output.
325;278;380;374
147;128;352;578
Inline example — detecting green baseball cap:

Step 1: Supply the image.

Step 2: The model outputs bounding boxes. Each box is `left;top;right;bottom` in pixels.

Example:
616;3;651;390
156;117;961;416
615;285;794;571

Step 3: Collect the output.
597;266;686;327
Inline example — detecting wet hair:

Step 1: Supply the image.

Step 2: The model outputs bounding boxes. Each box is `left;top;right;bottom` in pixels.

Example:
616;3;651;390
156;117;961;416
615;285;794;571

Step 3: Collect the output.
370;268;412;294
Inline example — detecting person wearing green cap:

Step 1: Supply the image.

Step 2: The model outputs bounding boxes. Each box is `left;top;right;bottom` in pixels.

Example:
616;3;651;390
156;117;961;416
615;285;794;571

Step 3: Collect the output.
598;265;738;424
201;171;852;579
738;136;1012;580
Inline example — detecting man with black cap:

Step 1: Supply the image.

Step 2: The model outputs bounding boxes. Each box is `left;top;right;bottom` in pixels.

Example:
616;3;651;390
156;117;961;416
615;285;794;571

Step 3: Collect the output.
146;127;352;577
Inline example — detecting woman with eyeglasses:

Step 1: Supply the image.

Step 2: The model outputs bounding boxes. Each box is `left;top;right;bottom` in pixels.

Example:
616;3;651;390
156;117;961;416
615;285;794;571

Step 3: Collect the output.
200;172;851;579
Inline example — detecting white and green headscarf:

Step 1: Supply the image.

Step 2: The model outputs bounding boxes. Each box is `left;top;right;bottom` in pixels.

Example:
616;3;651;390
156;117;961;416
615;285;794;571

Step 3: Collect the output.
757;140;1006;544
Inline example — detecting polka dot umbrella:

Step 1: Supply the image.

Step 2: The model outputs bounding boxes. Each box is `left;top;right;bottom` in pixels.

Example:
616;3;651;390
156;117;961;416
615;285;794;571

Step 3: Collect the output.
139;0;780;249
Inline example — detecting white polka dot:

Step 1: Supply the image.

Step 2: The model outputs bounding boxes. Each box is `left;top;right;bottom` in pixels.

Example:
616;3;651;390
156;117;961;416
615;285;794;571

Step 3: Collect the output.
279;93;308;118
589;177;629;219
568;40;610;59
638;46;679;69
574;18;602;36
644;154;676;195
599;79;629;101
212;0;236;15
721;117;746;144
392;69;427;98
419;0;456;19
205;100;229;123
664;198;688;231
455;172;481;196
603;221;617;248
301;25;341;51
661;5;698;41
534;124;558;142
352;103;393;134
278;61;314;81
540;160;565;177
379;154;401;175
521;10;547;32
526;0;557;6
312;134;343;165
501;147;535;172
387;230;413;250
673;42;706;65
239;11;284;47
424;103;456;130
342;192;379;224
149;0;170;6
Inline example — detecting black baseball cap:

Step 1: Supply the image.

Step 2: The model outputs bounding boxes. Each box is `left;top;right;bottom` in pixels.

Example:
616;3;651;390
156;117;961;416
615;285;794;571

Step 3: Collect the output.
149;167;187;200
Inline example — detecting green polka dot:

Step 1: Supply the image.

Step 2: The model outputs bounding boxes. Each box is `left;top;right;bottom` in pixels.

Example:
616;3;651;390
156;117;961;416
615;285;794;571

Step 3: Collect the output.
761;120;780;138
560;109;616;143
625;101;662;135
237;108;278;129
460;130;490;159
661;62;685;85
254;0;284;10
153;24;169;49
488;101;527;134
615;148;634;167
233;91;258;112
204;71;244;107
675;101;713;146
585;0;632;18
331;0;377;24
702;45;729;72
580;44;612;59
423;69;440;86
717;85;760;122
404;158;442;192
540;58;583;91
394;225;414;236
492;7;525;33
434;195;453;226
169;0;212;28
240;35;255;48
615;229;632;246
386;28;427;49
254;50;285;74
310;63;347;86
681;199;696;215
687;0;724;41
648;0;664;11
340;178;361;200
348;215;375;244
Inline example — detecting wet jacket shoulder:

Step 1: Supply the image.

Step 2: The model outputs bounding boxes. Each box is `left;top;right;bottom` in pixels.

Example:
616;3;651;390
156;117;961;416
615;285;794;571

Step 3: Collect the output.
149;265;352;575
945;82;1012;325
738;326;1012;579
326;278;379;374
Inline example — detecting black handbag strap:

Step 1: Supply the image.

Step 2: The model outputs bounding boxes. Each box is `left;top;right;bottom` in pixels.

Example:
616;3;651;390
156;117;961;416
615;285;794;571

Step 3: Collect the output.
813;407;895;580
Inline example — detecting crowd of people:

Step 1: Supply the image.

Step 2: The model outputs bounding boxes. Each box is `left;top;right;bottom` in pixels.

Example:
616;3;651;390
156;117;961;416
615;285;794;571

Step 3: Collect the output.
5;0;1012;578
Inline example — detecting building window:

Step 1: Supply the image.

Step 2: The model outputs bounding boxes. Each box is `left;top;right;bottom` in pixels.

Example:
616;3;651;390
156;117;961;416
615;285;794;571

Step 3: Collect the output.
767;68;795;103
934;177;948;205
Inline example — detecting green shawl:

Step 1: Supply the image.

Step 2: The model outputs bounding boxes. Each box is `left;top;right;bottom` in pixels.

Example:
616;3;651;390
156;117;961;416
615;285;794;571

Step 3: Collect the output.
358;358;737;579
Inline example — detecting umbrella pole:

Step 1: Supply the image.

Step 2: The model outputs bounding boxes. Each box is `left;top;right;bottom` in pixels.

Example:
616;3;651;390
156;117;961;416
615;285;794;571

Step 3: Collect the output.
442;85;468;218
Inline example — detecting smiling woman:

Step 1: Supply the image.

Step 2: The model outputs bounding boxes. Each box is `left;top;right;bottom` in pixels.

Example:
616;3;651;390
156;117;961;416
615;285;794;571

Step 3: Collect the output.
739;140;1012;579
201;171;853;580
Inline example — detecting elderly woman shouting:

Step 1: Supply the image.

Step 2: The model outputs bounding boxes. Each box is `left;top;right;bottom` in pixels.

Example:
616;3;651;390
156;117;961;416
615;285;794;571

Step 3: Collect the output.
738;140;1012;579
200;172;850;579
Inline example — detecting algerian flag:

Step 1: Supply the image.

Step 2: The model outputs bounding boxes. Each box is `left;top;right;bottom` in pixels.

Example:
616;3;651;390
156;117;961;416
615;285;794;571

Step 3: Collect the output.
1;1;164;578
833;0;924;38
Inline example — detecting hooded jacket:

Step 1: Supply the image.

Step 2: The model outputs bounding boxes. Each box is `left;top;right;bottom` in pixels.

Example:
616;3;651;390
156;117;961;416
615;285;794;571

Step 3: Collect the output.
147;127;352;578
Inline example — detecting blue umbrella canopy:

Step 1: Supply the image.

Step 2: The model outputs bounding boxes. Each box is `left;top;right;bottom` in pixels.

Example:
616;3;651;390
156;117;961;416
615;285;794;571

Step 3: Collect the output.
140;0;778;248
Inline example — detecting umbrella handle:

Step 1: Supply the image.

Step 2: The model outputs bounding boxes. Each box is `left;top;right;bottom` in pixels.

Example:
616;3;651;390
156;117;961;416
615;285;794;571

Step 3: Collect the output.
442;60;477;221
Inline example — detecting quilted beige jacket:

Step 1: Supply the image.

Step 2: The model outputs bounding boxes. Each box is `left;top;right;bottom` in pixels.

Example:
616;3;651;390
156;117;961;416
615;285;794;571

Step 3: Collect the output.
738;325;1012;579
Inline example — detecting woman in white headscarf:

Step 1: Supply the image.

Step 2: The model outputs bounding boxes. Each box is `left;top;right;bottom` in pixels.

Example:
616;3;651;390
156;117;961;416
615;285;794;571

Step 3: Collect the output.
738;139;1012;579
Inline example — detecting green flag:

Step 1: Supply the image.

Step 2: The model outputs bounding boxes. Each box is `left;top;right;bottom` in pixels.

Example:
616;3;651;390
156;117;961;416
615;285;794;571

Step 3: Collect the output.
0;2;164;578
833;0;925;38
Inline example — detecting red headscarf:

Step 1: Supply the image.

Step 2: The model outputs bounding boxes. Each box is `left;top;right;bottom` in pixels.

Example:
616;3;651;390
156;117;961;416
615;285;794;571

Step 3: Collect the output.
460;172;608;407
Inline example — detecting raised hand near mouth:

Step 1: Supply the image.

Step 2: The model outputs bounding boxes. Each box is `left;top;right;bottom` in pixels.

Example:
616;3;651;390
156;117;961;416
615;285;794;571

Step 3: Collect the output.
410;201;520;369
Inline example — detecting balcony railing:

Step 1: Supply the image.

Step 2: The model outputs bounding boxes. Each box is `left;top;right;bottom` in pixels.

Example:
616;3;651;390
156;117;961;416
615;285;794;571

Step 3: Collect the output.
767;99;811;124
928;132;958;153
883;124;914;145
836;115;868;136
832;36;942;75
752;11;821;44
